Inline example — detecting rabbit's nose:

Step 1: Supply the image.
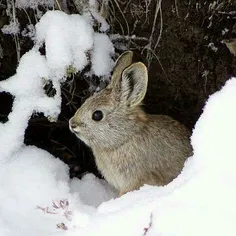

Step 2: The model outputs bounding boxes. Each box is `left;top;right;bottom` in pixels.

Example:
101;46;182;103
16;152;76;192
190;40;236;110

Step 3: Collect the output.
69;118;77;129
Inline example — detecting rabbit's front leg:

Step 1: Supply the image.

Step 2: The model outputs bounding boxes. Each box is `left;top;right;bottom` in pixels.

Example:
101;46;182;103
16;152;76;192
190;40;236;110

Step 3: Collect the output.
118;190;127;197
118;184;141;197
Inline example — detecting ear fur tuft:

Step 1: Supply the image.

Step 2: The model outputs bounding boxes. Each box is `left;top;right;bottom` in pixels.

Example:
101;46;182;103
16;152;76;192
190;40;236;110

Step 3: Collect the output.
120;62;148;107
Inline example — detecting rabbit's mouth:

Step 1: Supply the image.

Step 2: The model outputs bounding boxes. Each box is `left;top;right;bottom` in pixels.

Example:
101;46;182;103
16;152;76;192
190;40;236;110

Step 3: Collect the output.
69;118;80;134
69;118;89;144
69;125;80;135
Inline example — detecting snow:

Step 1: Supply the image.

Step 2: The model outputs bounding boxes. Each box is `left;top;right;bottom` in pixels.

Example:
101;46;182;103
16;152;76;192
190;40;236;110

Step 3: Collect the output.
1;20;20;35
0;145;111;235
1;9;236;236
21;24;36;39
88;0;110;32
34;10;114;78
35;11;94;78
91;33;114;76
70;174;117;207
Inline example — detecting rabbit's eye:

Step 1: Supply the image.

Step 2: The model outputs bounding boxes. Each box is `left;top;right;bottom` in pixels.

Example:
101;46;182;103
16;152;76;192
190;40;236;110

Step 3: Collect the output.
92;110;103;121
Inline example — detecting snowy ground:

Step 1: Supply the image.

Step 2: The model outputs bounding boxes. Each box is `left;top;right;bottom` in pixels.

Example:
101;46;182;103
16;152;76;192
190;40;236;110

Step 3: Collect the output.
1;10;236;236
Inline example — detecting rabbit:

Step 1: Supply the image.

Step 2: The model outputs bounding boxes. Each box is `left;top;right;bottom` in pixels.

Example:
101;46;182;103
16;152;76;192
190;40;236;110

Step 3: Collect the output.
69;51;192;197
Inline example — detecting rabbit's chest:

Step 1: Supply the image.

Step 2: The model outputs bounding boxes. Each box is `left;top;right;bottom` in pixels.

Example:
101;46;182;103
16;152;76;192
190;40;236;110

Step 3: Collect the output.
94;151;135;190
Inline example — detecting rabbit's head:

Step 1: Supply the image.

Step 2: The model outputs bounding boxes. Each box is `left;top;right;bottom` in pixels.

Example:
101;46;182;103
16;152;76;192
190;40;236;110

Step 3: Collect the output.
69;51;148;149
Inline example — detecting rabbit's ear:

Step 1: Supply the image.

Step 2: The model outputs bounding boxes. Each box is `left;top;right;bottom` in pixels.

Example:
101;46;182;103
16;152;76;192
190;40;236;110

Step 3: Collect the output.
119;62;148;107
110;51;133;86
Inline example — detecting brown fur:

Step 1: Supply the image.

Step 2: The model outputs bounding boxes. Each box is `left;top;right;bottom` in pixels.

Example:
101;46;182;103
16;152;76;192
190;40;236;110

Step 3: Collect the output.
69;51;192;196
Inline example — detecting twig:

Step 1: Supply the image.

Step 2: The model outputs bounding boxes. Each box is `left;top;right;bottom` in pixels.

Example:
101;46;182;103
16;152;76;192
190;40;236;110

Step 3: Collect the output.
123;0;132;13
23;8;32;24
55;0;62;11
149;0;162;47
143;213;153;235
154;4;163;51
110;34;148;42
113;0;130;35
109;3;125;35
143;47;171;83
50;139;77;158
11;0;20;63
142;0;152;27
146;0;162;66
175;0;180;18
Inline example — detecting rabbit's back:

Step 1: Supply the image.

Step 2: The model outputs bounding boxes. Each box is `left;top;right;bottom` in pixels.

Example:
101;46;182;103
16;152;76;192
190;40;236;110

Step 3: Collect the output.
93;114;192;194
146;114;192;177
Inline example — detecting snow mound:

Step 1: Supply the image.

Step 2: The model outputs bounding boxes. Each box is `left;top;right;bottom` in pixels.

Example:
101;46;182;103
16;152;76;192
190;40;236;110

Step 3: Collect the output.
0;145;114;236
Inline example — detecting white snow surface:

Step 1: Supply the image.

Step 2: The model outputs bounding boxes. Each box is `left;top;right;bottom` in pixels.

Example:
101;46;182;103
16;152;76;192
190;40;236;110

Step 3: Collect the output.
1;20;20;35
35;11;94;78
91;33;114;76
1;9;236;236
